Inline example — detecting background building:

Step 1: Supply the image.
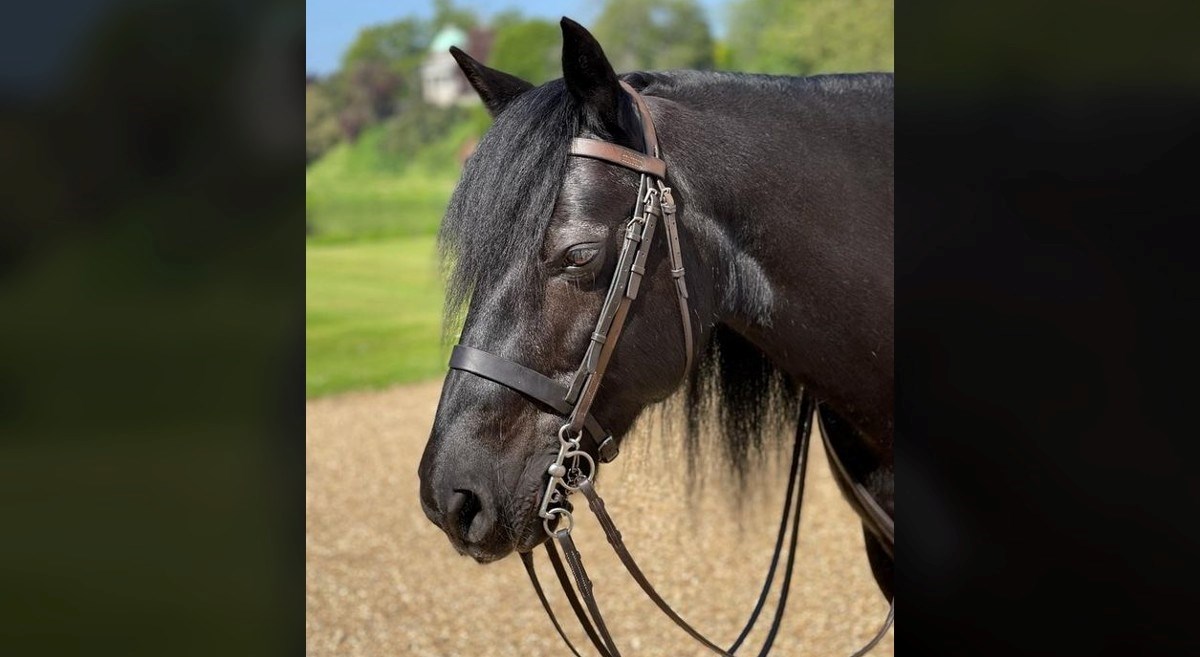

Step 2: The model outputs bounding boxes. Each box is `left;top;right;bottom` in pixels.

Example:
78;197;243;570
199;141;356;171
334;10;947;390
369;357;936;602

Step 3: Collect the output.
419;26;494;107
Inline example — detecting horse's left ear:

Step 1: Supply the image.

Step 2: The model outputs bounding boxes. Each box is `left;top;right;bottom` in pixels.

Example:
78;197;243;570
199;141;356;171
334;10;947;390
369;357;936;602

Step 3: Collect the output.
560;17;623;131
450;46;533;117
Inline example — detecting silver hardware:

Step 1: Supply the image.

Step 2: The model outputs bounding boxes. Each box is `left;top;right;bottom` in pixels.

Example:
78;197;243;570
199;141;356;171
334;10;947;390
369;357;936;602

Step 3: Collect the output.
596;436;619;462
543;507;573;536
558;424;582;447
540;424;595;531
560;449;595;492
660;187;675;214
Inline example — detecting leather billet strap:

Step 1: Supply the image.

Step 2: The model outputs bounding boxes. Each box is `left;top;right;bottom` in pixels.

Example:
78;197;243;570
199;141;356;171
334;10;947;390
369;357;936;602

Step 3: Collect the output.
448;345;617;461
658;181;694;376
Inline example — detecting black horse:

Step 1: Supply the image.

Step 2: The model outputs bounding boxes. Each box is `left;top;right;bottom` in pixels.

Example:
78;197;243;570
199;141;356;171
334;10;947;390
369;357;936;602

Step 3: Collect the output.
419;18;893;601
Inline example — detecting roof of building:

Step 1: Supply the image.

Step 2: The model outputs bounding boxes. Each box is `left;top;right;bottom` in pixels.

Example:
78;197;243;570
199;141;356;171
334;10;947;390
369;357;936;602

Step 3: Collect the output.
430;26;468;53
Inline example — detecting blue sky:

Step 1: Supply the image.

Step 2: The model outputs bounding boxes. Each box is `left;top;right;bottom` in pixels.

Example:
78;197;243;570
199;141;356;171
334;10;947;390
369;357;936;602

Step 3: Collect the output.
306;0;729;76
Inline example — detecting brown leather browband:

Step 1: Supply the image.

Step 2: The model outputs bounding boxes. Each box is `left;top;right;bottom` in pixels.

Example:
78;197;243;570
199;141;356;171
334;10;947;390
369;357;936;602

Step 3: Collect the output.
568;138;667;178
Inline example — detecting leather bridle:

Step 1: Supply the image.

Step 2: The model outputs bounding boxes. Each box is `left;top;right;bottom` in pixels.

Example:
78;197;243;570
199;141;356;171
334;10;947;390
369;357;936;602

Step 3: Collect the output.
446;81;894;656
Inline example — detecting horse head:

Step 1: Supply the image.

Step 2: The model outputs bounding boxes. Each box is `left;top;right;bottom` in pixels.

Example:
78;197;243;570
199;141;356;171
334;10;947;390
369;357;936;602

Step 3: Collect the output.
418;19;707;562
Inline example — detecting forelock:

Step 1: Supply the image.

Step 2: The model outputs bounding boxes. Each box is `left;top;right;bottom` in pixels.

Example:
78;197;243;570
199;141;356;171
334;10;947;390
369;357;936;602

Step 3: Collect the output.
438;80;580;327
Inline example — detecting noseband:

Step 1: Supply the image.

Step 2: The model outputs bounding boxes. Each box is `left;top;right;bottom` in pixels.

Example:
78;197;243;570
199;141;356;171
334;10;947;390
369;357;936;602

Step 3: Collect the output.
445;81;892;656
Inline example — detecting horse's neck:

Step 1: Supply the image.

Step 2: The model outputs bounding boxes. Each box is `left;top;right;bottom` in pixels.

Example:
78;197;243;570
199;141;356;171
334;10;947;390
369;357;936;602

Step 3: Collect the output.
655;75;894;445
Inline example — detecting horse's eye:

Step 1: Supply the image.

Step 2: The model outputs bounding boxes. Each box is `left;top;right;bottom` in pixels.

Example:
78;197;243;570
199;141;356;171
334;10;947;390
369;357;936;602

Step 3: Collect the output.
564;245;599;268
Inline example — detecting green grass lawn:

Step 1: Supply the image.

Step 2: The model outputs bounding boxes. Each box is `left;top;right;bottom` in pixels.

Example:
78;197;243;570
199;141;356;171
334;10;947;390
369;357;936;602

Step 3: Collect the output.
306;176;453;244
306;235;448;397
305;122;473;244
306;118;486;396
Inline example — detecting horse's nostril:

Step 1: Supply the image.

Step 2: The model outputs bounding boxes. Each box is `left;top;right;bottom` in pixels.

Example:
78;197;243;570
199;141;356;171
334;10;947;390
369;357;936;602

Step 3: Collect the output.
447;489;485;543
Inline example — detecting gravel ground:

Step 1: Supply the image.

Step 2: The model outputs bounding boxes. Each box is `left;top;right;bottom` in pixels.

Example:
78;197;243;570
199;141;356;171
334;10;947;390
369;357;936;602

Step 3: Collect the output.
307;381;894;656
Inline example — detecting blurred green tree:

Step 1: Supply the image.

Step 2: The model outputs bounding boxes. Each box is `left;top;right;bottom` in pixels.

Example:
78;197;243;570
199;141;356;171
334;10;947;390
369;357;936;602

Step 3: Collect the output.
489;9;526;33
592;0;714;72
380;103;469;161
306;78;341;163
337;18;430;127
432;0;478;31
727;0;894;75
328;59;402;141
489;19;560;85
341;18;430;79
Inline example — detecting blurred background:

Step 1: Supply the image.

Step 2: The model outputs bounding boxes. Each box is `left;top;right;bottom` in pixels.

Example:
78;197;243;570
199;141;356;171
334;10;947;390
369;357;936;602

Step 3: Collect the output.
1;1;303;655
304;0;893;397
306;1;893;656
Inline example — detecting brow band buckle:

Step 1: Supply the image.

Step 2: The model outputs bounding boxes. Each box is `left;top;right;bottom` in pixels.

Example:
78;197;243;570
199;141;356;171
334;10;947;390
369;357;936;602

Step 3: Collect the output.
659;187;676;214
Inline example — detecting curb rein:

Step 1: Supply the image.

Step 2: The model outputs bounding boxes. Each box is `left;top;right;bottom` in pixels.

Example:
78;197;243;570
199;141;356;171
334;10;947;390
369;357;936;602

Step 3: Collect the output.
448;81;894;656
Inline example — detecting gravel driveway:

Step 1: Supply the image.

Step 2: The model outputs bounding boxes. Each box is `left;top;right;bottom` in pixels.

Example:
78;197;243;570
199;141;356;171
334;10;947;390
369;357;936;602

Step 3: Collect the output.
306;381;894;656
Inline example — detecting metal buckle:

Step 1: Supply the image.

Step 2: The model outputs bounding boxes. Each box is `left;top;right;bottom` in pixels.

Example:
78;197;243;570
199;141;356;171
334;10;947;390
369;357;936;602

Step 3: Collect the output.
659;187;675;214
642;186;660;216
597;435;619;463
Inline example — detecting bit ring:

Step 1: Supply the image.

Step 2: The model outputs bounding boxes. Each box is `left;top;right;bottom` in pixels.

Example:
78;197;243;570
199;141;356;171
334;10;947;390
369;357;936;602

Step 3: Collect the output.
558;424;583;448
559;450;596;491
543;507;573;536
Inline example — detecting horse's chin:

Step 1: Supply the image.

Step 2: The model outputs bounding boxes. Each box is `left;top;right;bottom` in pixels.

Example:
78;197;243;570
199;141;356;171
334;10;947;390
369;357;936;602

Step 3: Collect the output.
514;529;549;554
463;545;508;563
460;529;540;564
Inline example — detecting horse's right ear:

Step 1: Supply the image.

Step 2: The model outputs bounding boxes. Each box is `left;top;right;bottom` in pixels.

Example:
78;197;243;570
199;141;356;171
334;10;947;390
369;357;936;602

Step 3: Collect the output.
450;46;533;117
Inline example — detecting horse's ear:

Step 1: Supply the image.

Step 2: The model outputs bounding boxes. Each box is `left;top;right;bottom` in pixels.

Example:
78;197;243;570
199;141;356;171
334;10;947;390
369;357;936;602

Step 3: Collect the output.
450;46;533;117
560;17;622;130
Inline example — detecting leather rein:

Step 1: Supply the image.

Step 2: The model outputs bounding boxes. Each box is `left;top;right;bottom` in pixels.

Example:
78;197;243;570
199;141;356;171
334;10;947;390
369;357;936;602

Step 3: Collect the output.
447;81;893;656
